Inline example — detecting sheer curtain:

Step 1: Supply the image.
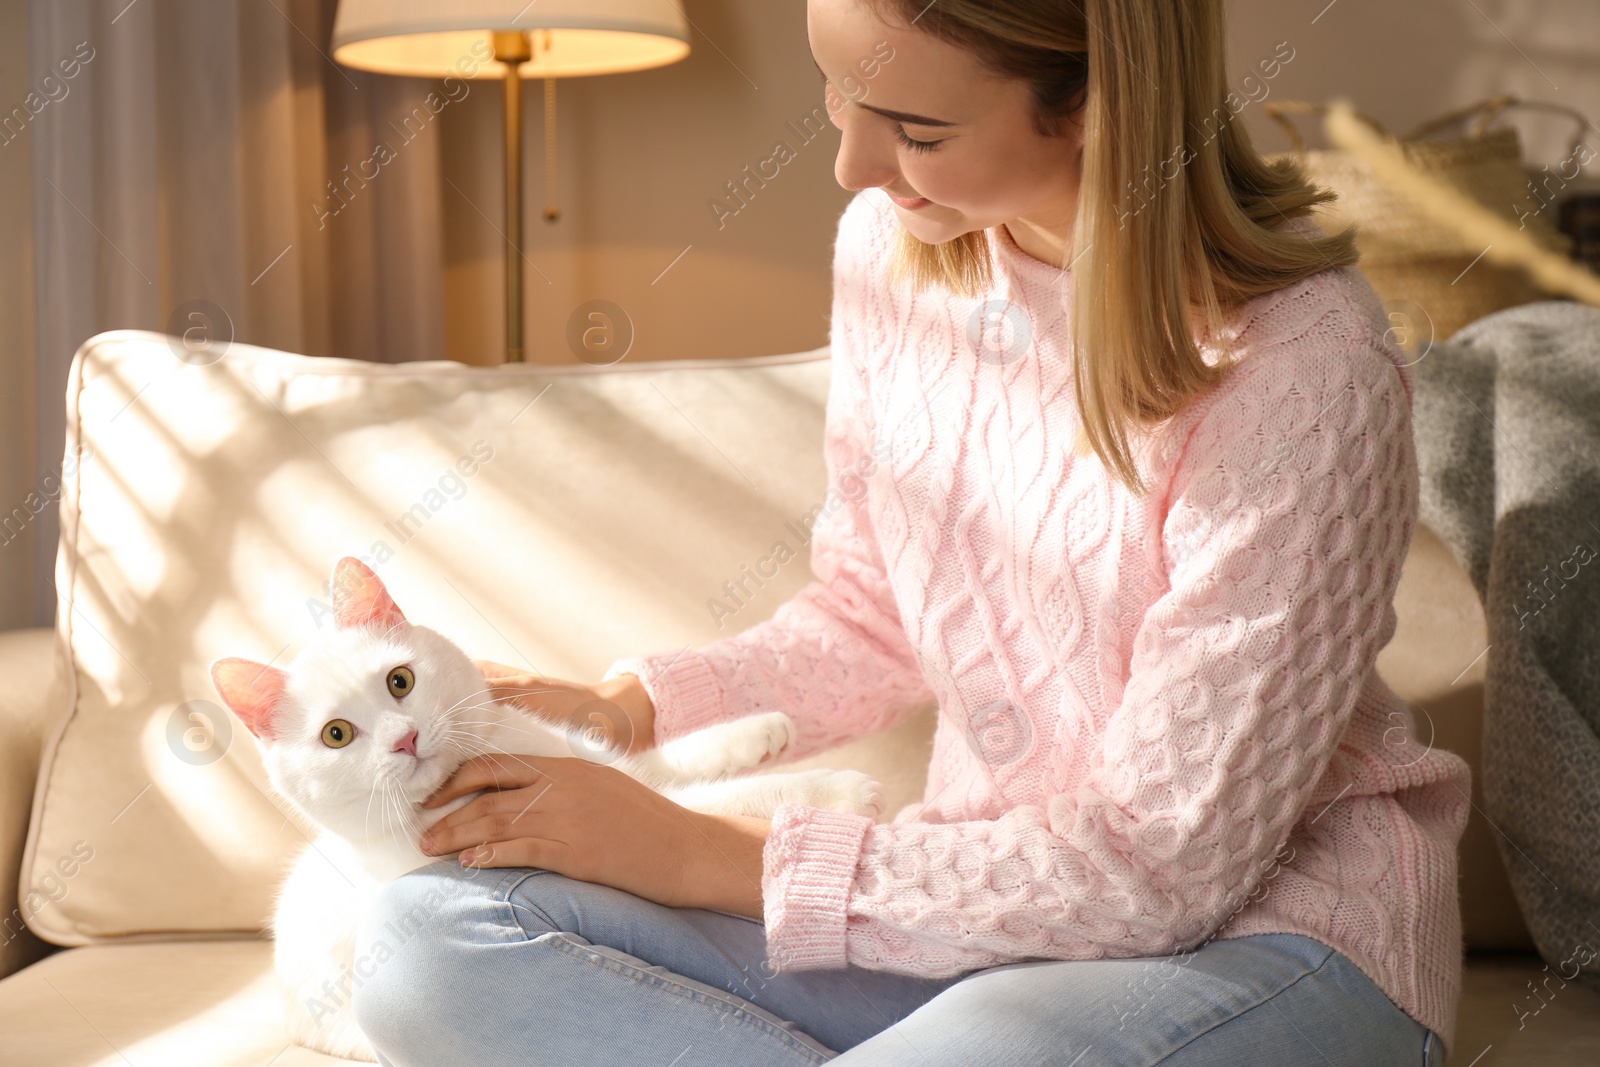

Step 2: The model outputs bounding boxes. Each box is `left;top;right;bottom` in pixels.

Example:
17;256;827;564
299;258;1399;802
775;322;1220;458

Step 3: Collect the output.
18;0;451;627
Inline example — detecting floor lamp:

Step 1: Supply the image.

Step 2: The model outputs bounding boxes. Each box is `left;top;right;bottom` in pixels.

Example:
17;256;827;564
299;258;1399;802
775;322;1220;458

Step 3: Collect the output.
330;1;691;363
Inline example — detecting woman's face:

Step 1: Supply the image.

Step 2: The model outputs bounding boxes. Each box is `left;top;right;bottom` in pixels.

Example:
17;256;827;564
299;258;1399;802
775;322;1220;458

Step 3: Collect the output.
807;0;1085;247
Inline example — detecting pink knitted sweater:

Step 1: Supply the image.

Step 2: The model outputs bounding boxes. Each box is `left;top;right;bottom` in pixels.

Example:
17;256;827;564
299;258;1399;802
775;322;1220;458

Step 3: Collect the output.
604;189;1472;1055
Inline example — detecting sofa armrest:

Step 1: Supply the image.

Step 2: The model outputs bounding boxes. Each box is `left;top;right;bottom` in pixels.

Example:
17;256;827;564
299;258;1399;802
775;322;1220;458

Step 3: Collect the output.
0;627;62;979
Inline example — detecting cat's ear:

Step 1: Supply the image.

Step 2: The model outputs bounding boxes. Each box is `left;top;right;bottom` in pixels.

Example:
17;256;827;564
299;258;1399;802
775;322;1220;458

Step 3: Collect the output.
210;657;289;740
329;556;407;632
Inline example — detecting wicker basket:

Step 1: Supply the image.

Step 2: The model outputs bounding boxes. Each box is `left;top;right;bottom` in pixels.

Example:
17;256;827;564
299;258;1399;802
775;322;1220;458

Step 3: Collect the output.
1263;96;1584;343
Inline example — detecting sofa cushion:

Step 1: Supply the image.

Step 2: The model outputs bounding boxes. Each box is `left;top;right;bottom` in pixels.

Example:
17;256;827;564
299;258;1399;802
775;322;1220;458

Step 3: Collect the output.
23;329;902;942
0;938;357;1064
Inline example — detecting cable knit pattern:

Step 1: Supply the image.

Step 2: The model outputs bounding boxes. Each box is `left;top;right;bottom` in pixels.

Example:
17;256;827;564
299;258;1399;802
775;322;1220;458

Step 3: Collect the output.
603;189;1473;1057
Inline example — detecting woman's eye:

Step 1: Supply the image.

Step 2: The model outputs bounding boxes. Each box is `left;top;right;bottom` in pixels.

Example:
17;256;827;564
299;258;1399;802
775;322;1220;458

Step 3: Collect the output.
894;125;941;153
321;718;355;749
387;665;415;699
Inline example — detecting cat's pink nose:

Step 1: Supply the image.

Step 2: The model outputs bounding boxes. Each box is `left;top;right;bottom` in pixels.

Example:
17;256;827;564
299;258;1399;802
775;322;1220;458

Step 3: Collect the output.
393;729;418;757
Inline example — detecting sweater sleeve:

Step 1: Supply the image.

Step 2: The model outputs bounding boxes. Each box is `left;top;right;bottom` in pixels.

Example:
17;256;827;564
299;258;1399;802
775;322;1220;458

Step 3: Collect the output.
602;192;934;761
758;328;1420;974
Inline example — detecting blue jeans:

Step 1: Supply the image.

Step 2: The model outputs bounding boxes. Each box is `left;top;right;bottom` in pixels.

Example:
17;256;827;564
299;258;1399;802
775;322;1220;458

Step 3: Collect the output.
352;860;1445;1066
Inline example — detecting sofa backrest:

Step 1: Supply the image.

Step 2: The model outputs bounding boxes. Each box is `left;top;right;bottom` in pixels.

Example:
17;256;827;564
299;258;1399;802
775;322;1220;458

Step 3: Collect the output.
21;330;860;943
19;329;1526;952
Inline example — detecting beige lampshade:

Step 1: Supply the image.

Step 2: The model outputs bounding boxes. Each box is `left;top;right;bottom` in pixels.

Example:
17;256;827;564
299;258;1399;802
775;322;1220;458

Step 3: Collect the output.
331;0;691;78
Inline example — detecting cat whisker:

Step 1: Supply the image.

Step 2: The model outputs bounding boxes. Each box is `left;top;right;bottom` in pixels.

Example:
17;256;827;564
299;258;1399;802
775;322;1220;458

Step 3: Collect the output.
438;687;519;717
477;684;566;695
448;700;553;726
388;779;419;846
438;737;500;761
438;725;500;739
441;713;560;739
363;775;381;841
384;778;397;842
445;720;552;739
446;684;571;716
393;781;425;844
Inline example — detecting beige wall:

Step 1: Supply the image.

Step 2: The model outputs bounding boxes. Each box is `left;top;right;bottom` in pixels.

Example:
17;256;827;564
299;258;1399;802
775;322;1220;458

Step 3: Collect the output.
1227;0;1599;178
439;0;851;366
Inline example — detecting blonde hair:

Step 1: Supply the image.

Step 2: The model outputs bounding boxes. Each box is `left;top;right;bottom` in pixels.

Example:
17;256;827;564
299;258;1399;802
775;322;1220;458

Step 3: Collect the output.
864;0;1359;491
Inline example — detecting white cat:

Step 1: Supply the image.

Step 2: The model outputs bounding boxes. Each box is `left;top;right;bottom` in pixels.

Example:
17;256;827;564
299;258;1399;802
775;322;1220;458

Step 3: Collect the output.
211;556;885;1062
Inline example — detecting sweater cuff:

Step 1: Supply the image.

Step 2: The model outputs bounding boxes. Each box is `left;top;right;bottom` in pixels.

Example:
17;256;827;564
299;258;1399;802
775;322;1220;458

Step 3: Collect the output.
761;801;873;971
601;649;727;745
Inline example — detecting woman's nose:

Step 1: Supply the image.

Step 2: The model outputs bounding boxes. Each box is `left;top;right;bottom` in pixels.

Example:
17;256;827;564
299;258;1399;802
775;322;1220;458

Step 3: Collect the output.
832;113;900;193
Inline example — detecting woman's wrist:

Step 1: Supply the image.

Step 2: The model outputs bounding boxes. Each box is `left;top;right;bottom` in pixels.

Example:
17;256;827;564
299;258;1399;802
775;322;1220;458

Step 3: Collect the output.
679;811;770;918
594;672;656;755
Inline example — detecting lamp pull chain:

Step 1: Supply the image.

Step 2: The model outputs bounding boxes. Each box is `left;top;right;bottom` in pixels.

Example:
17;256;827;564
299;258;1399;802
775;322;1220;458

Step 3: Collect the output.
544;76;559;222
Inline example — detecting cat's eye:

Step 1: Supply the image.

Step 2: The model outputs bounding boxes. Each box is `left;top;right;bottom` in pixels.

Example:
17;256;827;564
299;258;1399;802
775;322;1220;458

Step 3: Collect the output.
387;665;415;699
321;719;355;748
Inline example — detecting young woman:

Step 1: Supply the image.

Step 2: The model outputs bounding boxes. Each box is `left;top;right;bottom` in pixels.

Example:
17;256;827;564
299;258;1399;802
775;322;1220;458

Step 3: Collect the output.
353;1;1470;1064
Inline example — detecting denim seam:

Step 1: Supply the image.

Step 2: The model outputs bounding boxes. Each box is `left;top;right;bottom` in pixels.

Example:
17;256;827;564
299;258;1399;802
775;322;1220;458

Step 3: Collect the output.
539;932;832;1065
413;864;546;945
1147;942;1338;1066
501;870;563;940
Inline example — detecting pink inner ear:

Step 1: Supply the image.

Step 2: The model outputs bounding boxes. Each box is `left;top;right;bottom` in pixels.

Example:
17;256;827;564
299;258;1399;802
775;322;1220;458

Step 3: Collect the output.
211;658;288;740
330;556;407;632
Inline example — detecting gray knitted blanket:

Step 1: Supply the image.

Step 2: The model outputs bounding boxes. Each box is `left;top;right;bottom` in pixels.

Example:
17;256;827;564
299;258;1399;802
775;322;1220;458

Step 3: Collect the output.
1410;299;1600;982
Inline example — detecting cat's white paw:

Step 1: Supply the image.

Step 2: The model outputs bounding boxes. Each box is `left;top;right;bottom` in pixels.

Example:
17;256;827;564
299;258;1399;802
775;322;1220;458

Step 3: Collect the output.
723;711;796;771
796;769;887;818
652;711;798;783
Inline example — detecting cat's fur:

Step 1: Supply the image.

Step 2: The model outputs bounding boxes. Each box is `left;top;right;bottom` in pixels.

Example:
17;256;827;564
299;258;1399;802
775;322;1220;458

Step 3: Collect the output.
211;557;885;1062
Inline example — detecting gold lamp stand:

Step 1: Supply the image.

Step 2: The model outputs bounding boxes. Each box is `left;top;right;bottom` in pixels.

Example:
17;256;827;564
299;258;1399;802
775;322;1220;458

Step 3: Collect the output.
330;1;691;364
493;31;531;363
492;30;566;363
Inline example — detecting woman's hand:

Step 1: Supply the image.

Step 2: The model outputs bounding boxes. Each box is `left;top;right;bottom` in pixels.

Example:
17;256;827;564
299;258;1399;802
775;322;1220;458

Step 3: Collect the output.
416;752;770;918
473;659;657;757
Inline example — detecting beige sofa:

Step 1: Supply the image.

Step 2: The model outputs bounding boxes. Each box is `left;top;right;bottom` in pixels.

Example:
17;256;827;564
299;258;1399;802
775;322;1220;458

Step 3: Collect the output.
2;330;1596;1065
